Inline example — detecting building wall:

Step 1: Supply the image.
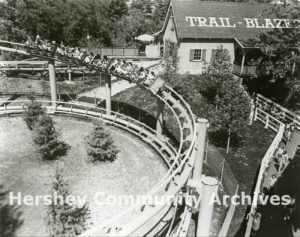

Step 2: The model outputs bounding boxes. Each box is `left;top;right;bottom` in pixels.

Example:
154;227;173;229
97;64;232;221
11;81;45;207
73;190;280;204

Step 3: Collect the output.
177;42;235;74
163;13;178;45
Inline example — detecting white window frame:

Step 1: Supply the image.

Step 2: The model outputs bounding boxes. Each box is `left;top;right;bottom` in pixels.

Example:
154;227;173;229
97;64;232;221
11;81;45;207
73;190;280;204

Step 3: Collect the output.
193;49;202;61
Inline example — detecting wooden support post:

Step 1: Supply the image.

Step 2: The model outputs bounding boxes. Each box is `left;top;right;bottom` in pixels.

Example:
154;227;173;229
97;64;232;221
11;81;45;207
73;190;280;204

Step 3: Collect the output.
48;59;57;106
156;98;164;135
240;50;246;76
105;75;111;115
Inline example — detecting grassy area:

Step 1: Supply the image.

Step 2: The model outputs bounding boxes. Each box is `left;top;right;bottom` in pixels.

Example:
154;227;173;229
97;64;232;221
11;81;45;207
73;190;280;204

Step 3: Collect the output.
0;73;109;96
0;116;167;236
113;85;275;236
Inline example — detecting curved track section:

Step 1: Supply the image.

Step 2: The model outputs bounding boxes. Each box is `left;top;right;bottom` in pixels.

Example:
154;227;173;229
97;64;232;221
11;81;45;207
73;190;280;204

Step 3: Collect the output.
0;40;197;236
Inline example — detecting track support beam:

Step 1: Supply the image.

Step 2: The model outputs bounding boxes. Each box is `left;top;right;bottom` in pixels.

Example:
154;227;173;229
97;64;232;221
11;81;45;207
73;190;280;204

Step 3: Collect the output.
194;118;208;179
48;59;57;106
197;176;218;237
156;98;164;135
105;75;112;115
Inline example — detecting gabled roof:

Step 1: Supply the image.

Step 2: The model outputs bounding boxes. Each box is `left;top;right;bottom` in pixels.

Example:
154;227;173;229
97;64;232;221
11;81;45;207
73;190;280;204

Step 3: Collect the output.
165;0;286;46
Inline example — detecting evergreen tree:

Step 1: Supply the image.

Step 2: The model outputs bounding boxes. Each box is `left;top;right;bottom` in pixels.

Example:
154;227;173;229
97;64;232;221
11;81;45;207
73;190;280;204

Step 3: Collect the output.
46;168;90;237
0;185;23;237
33;114;69;160
86;122;119;162
23;96;46;130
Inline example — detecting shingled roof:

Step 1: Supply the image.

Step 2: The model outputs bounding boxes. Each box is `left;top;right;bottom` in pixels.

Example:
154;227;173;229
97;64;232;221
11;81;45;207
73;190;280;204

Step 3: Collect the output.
168;0;279;46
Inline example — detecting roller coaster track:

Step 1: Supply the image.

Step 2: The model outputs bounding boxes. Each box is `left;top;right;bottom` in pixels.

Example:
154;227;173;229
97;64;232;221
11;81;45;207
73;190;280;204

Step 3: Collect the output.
0;40;198;236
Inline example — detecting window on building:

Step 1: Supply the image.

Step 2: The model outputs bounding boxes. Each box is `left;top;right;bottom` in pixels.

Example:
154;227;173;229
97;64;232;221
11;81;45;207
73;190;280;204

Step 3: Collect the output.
189;49;206;62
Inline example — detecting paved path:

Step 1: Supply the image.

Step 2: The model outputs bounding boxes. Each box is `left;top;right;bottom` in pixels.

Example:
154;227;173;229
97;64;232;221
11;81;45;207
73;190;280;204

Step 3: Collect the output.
77;60;162;100
78;79;136;100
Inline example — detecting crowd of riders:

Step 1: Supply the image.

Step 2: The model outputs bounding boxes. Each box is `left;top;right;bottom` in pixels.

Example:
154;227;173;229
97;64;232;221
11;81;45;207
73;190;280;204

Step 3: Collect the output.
25;35;159;88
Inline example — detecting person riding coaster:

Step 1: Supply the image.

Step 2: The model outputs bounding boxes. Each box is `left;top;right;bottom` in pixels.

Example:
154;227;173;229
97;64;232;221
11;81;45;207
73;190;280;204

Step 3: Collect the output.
21;36;165;93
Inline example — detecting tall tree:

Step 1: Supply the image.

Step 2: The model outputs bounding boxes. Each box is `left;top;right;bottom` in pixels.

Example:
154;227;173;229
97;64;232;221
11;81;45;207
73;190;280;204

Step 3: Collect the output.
205;48;251;153
46;168;90;237
211;79;251;153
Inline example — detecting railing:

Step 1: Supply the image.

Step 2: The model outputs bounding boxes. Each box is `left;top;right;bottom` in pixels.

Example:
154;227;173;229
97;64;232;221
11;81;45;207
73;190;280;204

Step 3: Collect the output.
245;122;284;237
88;47;139;57
0;100;177;168
233;63;257;76
256;94;300;128
244;93;300;237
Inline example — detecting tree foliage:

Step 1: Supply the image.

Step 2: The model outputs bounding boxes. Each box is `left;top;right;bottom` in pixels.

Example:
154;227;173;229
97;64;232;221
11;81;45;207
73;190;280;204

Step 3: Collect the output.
23;96;46;130
205;48;251;152
86;122;119;162
166;48;251;151
161;40;179;84
0;0;169;47
0;185;23;237
46;168;90;237
250;3;300;103
33;114;69;160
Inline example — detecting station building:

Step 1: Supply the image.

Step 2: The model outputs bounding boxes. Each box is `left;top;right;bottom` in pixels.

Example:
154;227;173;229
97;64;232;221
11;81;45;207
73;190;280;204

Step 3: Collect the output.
157;0;292;75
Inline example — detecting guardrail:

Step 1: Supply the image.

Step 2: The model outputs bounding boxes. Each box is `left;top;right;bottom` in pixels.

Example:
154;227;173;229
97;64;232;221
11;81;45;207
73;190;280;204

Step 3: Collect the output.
245;122;284;237
0;96;195;236
256;94;300;128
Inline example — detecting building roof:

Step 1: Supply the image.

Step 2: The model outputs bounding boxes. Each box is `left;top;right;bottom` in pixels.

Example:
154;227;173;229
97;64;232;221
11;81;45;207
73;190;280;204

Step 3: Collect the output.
168;0;284;46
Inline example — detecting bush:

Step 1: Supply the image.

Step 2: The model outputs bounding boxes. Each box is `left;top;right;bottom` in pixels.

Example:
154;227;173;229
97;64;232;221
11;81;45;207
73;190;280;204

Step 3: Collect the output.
0;185;23;237
23;96;46;130
46;168;90;237
86;122;119;162
33;114;69;160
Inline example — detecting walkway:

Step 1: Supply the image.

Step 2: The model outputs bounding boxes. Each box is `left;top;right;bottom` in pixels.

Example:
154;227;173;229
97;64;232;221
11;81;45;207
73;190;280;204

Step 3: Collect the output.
78;79;136;100
77;60;162;100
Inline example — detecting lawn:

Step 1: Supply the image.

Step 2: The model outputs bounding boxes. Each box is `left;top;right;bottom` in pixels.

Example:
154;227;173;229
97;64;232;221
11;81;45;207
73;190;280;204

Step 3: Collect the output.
0;116;167;236
0;73;109;96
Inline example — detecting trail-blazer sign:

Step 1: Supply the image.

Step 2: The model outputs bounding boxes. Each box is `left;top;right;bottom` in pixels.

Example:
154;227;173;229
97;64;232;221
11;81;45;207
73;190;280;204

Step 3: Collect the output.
185;16;300;28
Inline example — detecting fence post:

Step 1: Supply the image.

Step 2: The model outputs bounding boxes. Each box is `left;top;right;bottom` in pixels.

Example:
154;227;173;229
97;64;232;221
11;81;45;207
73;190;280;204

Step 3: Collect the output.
265;114;269;129
220;158;225;185
254;108;258;121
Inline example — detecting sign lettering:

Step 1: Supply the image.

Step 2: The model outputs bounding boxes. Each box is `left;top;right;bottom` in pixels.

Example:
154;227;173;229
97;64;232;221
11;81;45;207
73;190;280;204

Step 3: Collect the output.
185;16;299;29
